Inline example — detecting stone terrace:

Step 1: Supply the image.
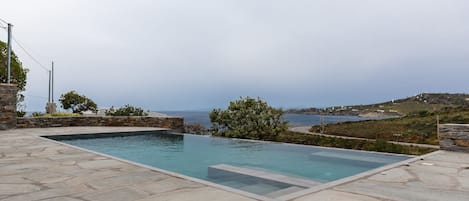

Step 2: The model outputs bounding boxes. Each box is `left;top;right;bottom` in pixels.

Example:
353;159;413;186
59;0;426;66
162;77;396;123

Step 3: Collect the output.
0;127;256;201
1;127;469;201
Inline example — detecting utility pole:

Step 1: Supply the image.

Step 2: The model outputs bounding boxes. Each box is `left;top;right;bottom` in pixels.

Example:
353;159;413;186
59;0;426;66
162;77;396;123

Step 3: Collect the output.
48;70;51;103
51;61;54;102
6;23;12;83
46;62;57;114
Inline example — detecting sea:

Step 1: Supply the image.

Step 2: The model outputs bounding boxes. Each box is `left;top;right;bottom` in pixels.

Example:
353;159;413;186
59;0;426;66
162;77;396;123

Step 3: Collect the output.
158;111;376;128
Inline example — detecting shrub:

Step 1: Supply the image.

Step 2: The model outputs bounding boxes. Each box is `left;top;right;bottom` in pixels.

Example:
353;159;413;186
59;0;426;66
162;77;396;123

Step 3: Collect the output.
59;91;97;114
31;112;81;117
105;105;148;116
277;131;436;155
184;124;209;135
209;97;288;140
17;111;26;117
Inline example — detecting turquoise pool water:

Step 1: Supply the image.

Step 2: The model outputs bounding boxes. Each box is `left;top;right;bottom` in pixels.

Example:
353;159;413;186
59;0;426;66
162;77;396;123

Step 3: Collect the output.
53;132;410;196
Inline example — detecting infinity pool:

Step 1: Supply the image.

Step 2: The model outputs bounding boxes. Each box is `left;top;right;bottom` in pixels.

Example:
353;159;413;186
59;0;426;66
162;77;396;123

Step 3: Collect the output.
49;131;410;197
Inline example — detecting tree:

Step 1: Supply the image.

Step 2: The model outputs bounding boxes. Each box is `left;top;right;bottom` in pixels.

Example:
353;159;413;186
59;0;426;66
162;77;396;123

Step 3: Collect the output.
0;40;29;116
209;97;288;140
105;105;148;116
59;91;97;114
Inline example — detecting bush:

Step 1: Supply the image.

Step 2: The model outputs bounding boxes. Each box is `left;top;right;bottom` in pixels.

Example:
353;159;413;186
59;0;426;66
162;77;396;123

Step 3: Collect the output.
184;124;209;135
31;112;81;117
59;91;97;114
277;131;436;155
209;97;288;140
105;105;148;116
17;111;26;117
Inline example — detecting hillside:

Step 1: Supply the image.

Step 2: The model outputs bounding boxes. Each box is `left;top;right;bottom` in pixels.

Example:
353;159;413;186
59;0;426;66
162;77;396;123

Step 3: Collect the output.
309;106;469;145
287;93;469;117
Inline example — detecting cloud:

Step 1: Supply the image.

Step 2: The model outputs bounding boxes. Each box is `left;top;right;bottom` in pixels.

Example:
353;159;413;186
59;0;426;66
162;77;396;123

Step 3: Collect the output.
1;0;468;111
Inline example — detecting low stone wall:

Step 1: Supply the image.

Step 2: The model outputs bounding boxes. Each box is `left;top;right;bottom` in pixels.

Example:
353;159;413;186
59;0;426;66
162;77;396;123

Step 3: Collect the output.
17;116;184;132
439;124;469;152
0;84;17;130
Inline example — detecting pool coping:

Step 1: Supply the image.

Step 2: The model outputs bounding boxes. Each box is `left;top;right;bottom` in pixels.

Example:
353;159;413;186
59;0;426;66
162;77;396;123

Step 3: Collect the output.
38;130;439;201
37;134;273;201
277;150;442;200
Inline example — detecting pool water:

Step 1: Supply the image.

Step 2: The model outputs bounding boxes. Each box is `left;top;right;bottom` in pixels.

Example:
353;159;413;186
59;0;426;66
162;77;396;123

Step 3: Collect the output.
53;132;410;197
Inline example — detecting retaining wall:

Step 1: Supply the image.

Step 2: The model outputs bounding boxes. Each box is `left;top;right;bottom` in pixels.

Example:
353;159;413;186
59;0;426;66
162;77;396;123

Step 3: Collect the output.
17;116;184;132
0;84;17;130
439;124;469;152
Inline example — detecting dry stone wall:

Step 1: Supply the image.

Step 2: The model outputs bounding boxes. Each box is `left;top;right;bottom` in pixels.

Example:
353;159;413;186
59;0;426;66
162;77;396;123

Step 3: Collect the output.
0;84;17;130
17;116;184;131
439;124;469;152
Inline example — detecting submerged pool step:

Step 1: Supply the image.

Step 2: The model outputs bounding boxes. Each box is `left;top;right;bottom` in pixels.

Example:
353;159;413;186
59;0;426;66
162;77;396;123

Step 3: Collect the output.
263;186;305;198
208;164;321;188
310;151;392;164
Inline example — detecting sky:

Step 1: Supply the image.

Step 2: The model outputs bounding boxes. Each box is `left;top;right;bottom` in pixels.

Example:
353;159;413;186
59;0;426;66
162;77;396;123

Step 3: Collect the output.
1;0;468;111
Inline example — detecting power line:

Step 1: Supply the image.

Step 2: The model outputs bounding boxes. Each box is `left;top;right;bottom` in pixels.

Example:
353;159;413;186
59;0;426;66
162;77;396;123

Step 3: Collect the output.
0;18;8;30
0;18;8;25
0;26;52;72
11;36;50;72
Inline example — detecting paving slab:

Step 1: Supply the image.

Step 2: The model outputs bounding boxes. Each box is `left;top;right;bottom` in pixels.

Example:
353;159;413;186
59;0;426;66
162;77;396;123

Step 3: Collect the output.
83;187;149;201
0;184;41;195
293;189;382;201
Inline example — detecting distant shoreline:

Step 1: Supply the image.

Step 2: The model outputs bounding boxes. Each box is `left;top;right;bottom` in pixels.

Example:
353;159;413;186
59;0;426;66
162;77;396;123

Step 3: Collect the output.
285;111;399;118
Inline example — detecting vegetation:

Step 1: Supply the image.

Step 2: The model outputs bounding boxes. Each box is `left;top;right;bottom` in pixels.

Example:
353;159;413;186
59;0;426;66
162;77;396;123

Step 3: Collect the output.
276;131;436;155
210;97;288;140
105;104;148;116
0;40;29;115
310;106;469;145
59;91;97;114
32;112;81;117
17;110;26;117
184;124;209;135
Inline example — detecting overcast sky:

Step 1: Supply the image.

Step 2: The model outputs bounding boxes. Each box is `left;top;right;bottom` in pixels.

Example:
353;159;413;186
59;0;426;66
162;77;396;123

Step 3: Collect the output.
1;0;468;111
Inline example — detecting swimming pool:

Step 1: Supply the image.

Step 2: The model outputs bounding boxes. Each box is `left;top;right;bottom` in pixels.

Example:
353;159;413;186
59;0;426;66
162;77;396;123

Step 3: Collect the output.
48;131;410;198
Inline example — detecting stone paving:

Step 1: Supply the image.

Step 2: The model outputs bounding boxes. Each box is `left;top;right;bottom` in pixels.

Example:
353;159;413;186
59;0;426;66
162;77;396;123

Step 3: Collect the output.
293;151;469;201
1;127;469;201
0;127;256;201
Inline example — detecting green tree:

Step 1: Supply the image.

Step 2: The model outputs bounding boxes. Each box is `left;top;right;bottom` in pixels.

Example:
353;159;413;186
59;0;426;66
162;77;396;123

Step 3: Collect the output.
210;97;288;140
105;104;148;116
59;91;97;114
0;40;29;116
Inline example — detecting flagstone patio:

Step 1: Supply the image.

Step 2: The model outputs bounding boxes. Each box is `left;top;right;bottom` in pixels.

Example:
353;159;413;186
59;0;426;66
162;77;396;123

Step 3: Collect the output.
1;127;468;201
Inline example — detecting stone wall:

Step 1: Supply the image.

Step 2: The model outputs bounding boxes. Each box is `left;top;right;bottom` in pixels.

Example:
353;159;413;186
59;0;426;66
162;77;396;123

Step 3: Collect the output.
17;116;184;132
0;84;17;130
439;124;469;152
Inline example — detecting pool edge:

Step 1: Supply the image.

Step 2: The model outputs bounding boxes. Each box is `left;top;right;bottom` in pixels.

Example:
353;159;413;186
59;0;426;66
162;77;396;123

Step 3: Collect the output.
38;131;438;201
277;150;443;200
37;135;275;201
